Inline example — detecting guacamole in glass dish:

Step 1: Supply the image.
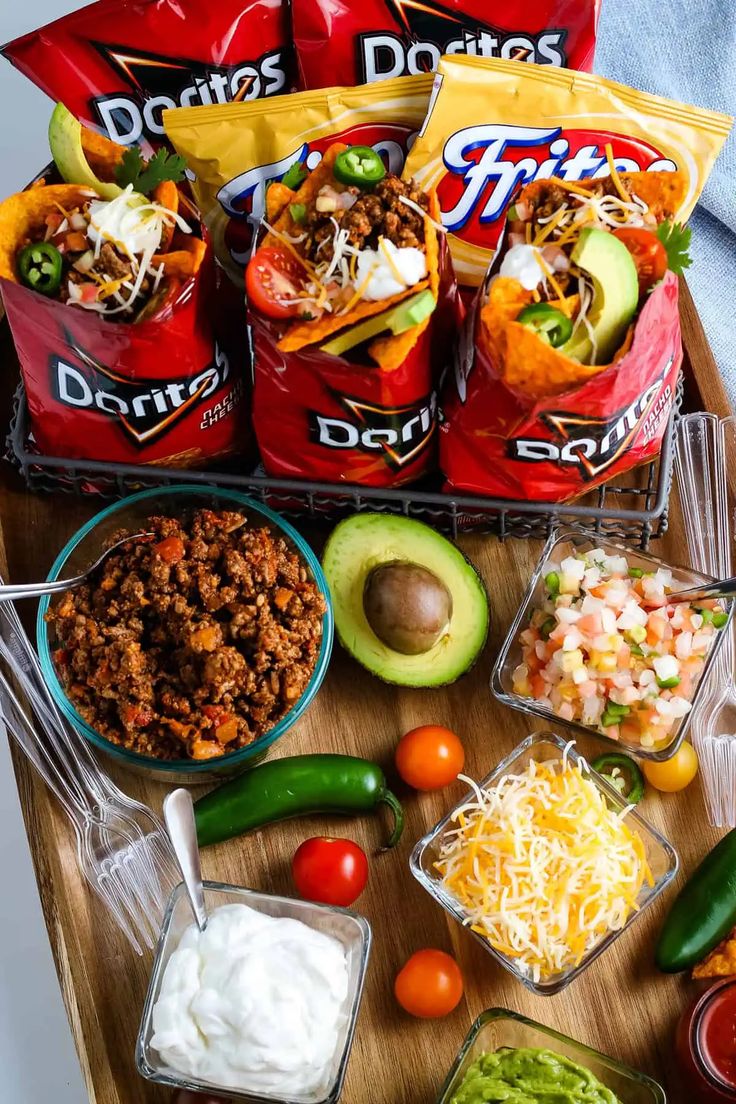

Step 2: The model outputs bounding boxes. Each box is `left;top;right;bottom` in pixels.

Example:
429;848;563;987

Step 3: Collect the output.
450;1047;622;1104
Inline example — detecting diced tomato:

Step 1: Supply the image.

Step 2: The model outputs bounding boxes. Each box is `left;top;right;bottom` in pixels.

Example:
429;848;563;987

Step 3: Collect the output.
64;231;88;252
78;284;99;304
154;536;185;564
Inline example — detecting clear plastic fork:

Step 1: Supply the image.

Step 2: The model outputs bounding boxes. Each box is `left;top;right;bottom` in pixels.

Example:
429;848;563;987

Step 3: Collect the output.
0;593;178;953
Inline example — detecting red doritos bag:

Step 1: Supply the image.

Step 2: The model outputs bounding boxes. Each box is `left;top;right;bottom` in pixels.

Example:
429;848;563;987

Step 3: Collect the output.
292;0;600;89
2;0;293;149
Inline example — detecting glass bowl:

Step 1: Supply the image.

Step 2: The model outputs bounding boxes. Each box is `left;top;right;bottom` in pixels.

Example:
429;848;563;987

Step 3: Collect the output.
136;880;371;1104
437;1009;665;1104
410;732;678;995
491;528;731;761
37;485;334;783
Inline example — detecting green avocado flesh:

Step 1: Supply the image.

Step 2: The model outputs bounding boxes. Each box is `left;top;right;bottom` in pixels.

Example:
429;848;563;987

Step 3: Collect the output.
48;102;122;200
450;1048;622;1104
320;289;436;356
322;513;489;687
560;227;639;365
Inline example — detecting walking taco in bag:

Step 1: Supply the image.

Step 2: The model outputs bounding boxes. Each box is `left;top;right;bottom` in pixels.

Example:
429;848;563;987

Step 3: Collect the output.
0;105;244;467
247;143;457;487
441;167;697;502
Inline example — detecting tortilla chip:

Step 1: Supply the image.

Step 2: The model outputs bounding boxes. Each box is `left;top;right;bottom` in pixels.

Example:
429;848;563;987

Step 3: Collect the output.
516;170;688;224
153;237;207;277
0;184;98;282
266;182;295;223
264;144;347;251
153;180;179;251
80;127;126;181
479;279;606;399
367;189;442;370
693;928;736;979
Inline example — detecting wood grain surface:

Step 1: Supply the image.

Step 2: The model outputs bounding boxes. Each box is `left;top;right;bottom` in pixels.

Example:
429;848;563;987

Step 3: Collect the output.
0;279;731;1104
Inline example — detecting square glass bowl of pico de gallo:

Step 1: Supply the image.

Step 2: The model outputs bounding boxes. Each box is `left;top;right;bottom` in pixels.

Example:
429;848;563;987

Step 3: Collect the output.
491;530;732;761
410;732;678;996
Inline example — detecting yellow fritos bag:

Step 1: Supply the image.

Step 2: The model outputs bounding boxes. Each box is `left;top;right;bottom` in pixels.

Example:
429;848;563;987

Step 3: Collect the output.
163;74;434;282
404;55;732;286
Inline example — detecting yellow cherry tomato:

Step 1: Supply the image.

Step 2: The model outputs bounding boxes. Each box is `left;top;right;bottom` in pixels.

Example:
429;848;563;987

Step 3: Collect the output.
642;741;698;793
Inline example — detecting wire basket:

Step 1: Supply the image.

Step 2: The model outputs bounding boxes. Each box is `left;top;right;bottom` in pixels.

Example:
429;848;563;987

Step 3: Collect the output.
7;380;681;547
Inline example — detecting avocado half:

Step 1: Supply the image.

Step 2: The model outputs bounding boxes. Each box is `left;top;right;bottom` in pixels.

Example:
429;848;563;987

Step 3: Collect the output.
322;514;489;687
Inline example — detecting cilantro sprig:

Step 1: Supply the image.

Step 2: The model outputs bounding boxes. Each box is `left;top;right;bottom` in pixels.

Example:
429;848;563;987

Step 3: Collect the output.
657;220;692;275
115;147;187;196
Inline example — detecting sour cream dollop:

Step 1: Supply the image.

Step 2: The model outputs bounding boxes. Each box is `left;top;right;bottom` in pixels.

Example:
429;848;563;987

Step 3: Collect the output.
499;242;544;291
150;903;350;1096
355;239;427;300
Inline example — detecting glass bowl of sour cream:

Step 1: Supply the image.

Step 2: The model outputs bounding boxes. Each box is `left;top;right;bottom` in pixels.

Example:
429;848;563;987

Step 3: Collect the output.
136;880;372;1103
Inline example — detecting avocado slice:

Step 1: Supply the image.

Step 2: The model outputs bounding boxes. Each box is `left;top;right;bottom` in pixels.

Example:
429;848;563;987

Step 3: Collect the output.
48;102;122;200
560;227;639;365
320;289;436;357
322;514;489;687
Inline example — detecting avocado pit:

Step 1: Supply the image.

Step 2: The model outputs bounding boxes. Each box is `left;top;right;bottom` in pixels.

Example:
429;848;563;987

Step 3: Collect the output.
363;560;453;656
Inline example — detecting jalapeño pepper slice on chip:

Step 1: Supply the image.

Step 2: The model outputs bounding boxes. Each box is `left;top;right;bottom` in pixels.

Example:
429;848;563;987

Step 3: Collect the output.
591;752;645;805
18;242;63;296
517;302;573;348
334;146;386;188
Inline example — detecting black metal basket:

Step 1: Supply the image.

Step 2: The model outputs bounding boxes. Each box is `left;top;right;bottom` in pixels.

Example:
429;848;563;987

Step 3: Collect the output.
7;381;681;547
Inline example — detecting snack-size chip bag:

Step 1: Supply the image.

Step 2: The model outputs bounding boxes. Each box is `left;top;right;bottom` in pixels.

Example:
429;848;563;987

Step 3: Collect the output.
246;143;459;487
2;0;293;149
0;115;246;467
164;74;434;281
292;0;600;88
405;55;732;287
440;162;725;502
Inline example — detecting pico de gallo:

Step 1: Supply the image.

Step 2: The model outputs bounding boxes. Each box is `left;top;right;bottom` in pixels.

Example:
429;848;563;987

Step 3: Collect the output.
512;549;728;748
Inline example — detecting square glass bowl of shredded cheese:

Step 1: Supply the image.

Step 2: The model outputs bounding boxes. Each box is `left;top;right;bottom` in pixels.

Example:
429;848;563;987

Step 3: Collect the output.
410;732;678;995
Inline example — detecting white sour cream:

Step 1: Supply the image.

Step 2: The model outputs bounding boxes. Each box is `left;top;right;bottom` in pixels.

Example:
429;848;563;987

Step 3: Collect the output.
355;239;427;300
87;186;164;257
150;903;350;1097
499;243;544;291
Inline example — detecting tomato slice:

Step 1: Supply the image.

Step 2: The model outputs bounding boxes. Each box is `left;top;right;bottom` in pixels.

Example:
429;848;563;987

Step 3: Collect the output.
245;246;307;319
612;228;668;294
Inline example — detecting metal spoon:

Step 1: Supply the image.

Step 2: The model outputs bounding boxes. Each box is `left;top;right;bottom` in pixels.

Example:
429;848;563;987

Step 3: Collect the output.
163;788;208;933
0;532;152;601
664;578;736;605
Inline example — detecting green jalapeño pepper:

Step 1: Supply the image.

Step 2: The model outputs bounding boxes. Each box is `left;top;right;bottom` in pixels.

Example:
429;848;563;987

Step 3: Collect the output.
334;146;386;188
591;752;645;804
18;242;63;296
517;302;573;348
194;753;404;850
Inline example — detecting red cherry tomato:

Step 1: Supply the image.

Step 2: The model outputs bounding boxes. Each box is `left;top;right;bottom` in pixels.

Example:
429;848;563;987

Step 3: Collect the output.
612;228;668;294
245;246;306;318
291;836;369;907
394;949;463;1018
395;725;465;791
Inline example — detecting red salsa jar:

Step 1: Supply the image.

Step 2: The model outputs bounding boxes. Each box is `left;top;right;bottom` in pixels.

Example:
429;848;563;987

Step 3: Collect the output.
677;979;736;1100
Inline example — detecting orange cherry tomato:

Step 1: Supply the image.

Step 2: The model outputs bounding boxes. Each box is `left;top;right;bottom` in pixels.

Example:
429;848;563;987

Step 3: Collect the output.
612;228;668;294
394;949;463;1018
643;741;699;792
395;725;465;791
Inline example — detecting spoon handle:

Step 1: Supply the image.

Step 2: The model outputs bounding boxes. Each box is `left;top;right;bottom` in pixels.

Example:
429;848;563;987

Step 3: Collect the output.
163;789;208;932
668;579;736;604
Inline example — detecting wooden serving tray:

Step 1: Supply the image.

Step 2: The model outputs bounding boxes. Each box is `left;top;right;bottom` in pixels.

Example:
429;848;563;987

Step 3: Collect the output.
0;280;730;1104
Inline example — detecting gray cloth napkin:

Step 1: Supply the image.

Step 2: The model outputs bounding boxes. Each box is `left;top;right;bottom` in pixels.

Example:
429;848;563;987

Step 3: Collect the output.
595;0;735;407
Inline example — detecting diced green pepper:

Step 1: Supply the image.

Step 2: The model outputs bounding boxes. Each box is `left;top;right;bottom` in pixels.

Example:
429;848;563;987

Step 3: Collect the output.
657;675;681;689
696;607;714;625
540;616;556;640
545;571;560;596
714;611;729;629
289;202;306;223
628;567;644;578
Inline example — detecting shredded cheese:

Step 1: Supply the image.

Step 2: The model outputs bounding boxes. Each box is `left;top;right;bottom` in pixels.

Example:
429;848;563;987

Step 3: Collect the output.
337;265;378;315
533;205;569;246
435;759;651;982
534;252;569;312
604;144;631;204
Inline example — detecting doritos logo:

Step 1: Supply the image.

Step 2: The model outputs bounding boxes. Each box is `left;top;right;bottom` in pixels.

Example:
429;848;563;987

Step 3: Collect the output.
90;42;288;145
51;334;232;446
508;367;674;480
310;392;437;469
358;0;567;82
438;124;677;251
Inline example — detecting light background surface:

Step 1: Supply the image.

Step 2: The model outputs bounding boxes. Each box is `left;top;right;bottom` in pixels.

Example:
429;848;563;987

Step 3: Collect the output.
0;1;733;1102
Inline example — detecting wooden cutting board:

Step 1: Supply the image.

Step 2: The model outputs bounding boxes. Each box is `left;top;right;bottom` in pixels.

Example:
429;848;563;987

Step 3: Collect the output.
0;281;731;1104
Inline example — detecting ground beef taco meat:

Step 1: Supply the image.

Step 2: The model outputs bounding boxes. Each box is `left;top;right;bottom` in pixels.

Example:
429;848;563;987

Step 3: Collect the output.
46;509;326;761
